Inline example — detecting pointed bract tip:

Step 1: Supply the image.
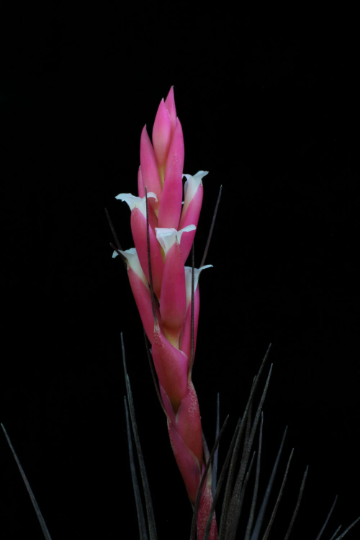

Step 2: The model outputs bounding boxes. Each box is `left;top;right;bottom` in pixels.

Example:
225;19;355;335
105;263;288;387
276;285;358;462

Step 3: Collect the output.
165;87;177;131
166;86;174;99
153;99;172;167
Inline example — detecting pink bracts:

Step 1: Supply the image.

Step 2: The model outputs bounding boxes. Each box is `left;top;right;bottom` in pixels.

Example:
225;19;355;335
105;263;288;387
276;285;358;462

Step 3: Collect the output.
114;87;216;539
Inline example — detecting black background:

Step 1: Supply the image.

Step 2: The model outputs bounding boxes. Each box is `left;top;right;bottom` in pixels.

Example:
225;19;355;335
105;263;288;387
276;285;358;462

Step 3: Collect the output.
1;4;359;540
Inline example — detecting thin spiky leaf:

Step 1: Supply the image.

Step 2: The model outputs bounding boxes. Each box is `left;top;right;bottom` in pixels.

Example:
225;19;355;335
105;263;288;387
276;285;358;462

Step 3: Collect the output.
202;431;211;465
283;466;309;540
203;419;242;540
218;345;272;539
218;402;251;540
105;207;123;251
226;397;252;509
230;449;257;529
201;429;214;517
124;397;149;540
329;525;342;540
260;448;294;540
221;450;257;539
242;450;256;504
244;411;264;540
190;415;229;540
242;400;253;470
242;450;257;499
333;516;360;540
314;496;338;540
121;334;158;540
225;365;273;540
1;424;53;540
224;403;252;536
250;426;288;540
200;185;222;268
212;393;220;498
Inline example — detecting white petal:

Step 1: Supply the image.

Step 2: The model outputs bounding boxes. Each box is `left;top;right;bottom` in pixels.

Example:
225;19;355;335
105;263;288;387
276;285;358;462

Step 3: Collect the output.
115;192;157;216
182;171;208;215
118;247;149;289
155;228;177;253
155;224;196;255
184;265;213;309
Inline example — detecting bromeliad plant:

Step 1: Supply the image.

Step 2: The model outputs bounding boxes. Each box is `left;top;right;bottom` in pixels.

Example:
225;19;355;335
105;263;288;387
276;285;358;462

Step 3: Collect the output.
2;87;359;540
108;88;360;540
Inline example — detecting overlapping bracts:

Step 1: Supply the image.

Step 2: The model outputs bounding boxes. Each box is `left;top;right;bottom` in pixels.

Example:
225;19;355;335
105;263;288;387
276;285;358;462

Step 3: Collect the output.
114;87;216;539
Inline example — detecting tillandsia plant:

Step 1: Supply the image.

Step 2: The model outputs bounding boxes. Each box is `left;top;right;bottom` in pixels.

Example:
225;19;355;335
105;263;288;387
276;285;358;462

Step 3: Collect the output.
1;88;359;540
108;87;360;540
108;88;360;540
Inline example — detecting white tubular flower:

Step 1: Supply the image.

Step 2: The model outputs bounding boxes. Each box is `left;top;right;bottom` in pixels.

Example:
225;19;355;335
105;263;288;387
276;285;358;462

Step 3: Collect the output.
115;192;157;217
155;224;196;255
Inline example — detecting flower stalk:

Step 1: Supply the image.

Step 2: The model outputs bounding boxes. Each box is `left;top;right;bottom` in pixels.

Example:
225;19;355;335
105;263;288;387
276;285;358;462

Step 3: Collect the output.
115;87;216;539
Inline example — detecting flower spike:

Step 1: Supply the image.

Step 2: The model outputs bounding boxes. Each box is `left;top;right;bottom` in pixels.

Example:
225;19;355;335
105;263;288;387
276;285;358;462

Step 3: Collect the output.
115;88;216;539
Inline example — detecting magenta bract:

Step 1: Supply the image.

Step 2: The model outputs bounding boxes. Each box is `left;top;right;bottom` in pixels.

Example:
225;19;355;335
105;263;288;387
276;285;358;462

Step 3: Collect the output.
116;87;215;539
